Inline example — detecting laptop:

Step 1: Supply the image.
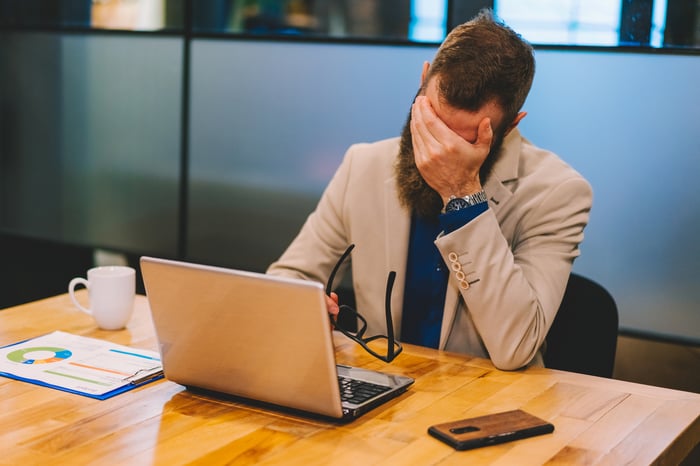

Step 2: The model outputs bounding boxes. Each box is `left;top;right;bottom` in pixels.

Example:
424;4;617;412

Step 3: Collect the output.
140;256;414;421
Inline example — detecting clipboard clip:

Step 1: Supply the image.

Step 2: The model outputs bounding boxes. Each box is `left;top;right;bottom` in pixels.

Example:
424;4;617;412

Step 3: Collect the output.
122;365;164;385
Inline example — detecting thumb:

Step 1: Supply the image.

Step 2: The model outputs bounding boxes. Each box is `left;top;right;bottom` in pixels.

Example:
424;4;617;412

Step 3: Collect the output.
476;117;494;148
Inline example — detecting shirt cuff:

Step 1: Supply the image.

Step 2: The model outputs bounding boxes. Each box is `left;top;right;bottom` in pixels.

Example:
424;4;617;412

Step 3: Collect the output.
439;202;488;234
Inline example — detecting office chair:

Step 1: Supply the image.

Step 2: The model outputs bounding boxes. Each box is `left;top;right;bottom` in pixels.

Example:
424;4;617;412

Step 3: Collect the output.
544;273;619;378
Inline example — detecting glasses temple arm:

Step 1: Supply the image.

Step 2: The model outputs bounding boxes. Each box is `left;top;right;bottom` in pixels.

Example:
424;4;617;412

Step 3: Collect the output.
325;244;355;296
385;271;397;359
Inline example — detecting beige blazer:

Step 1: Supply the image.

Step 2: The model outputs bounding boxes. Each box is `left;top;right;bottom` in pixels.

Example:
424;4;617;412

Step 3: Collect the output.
268;128;592;370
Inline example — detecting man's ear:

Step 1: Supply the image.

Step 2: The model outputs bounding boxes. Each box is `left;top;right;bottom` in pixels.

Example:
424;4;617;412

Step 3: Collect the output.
420;61;430;85
505;111;527;136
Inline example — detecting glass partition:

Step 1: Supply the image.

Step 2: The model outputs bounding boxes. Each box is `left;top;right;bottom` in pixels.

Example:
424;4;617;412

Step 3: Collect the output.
0;0;184;31
0;32;182;255
193;0;442;42
192;0;699;49
2;1;697;49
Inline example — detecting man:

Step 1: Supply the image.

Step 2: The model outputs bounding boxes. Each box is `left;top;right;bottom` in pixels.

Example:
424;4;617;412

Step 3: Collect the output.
267;10;592;370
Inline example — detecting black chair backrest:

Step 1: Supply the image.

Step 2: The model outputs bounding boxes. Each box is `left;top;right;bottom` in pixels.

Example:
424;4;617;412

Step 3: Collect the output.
544;273;619;377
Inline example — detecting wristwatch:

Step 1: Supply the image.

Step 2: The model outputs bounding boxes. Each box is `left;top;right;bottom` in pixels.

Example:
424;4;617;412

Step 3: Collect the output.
444;190;488;213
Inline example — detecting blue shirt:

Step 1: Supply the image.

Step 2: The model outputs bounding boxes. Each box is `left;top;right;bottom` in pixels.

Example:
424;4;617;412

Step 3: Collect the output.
400;203;488;348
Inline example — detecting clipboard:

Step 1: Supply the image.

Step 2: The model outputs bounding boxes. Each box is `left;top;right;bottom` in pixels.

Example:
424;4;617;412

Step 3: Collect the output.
0;331;163;400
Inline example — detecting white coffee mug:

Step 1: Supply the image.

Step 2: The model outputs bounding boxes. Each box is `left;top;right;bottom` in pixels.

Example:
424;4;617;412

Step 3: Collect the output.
68;266;136;330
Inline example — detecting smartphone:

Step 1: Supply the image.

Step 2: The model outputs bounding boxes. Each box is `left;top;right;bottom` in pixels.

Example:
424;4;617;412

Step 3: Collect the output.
428;409;554;451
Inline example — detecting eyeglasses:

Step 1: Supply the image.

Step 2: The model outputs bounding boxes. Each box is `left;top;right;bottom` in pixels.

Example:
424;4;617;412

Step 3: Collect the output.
325;244;402;363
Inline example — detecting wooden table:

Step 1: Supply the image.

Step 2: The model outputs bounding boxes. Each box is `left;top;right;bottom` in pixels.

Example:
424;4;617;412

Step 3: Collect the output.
1;293;698;465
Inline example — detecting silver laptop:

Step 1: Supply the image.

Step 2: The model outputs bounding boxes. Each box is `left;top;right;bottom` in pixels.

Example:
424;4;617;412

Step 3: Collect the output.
140;256;413;421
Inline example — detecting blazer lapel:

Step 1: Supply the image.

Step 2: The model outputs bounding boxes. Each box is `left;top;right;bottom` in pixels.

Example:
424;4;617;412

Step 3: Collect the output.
484;128;521;207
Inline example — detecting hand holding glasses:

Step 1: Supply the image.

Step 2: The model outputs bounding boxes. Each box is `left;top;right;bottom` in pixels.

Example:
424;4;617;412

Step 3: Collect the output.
325;244;402;363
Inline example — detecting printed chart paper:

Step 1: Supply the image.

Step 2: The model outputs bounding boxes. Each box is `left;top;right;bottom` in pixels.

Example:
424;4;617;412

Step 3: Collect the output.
0;331;163;399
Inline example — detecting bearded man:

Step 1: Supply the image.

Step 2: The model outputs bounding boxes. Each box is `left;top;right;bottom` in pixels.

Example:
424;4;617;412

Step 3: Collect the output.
267;9;592;370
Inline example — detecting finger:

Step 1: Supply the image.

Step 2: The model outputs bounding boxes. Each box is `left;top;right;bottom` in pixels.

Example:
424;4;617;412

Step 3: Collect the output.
413;96;442;144
417;96;462;146
411;97;441;160
326;294;339;317
411;102;430;161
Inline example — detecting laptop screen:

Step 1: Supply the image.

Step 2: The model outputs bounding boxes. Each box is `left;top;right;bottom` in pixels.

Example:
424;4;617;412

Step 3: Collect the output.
141;256;346;418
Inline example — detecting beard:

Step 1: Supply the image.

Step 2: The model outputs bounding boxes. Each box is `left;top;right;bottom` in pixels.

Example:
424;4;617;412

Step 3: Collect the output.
394;111;506;219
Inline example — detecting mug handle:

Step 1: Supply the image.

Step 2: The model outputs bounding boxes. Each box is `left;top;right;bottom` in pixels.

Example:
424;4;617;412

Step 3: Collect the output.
68;277;92;315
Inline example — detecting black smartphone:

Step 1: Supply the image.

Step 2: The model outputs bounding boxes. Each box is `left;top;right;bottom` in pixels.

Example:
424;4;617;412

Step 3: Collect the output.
428;409;554;451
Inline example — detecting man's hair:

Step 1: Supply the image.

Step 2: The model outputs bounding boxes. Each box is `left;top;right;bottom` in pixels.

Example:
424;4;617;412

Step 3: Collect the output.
425;9;535;130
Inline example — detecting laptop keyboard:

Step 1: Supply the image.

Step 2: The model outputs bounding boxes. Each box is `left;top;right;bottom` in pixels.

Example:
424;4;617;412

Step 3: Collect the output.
338;375;391;405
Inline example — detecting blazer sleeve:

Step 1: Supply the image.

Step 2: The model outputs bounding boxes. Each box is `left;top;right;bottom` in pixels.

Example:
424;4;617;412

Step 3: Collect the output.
436;175;593;370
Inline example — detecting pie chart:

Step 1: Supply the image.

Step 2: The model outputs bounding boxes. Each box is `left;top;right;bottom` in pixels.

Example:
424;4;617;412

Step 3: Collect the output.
7;346;73;364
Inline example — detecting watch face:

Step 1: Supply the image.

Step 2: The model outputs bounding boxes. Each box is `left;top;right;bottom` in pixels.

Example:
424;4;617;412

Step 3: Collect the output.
445;197;470;212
